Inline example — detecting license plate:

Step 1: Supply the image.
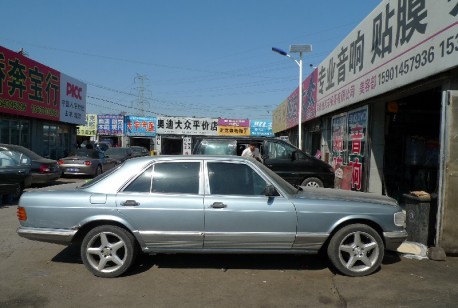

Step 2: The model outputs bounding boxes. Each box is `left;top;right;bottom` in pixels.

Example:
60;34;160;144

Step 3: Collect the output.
67;168;79;172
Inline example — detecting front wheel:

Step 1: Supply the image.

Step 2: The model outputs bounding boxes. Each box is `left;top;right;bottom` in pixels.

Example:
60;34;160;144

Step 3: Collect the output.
81;225;138;278
327;224;384;277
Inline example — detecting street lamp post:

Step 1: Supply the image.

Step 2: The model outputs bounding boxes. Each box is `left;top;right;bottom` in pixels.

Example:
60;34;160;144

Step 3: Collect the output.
272;44;312;151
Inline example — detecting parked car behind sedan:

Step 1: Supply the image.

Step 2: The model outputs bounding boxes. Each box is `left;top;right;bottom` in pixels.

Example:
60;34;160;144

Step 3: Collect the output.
130;146;150;158
58;149;118;177
192;136;335;188
104;147;133;163
0;148;31;198
0;144;60;186
17;155;407;278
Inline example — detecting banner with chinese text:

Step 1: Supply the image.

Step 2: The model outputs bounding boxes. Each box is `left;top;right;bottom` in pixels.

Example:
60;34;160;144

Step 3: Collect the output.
0;45;86;125
125;116;156;137
156;117;218;135
77;114;97;136
97;115;124;136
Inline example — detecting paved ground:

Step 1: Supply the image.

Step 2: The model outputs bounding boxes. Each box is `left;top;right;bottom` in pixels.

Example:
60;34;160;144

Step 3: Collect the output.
1;178;457;307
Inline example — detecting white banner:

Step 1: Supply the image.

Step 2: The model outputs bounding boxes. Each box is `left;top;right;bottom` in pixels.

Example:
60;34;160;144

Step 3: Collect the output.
59;73;86;125
157;117;218;135
316;0;458;116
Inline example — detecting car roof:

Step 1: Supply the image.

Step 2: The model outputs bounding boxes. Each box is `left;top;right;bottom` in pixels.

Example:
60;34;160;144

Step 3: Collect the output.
126;155;253;164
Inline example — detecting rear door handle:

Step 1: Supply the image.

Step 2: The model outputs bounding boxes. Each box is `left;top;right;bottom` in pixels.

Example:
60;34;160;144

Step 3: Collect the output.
211;202;227;209
121;200;140;206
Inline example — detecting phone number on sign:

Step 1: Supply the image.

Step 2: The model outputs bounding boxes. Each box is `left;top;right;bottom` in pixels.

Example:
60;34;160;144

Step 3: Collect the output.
378;46;434;86
378;30;458;86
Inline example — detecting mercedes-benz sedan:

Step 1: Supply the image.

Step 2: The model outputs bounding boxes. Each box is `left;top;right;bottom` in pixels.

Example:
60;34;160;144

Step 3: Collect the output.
17;155;407;278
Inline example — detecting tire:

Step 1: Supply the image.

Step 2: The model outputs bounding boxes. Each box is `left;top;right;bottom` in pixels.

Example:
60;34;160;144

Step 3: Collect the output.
301;177;324;188
81;225;138;278
12;183;23;199
327;224;384;277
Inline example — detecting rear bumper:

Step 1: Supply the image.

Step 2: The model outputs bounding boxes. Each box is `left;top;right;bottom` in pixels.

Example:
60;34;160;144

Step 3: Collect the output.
383;230;408;251
31;172;61;184
17;226;76;245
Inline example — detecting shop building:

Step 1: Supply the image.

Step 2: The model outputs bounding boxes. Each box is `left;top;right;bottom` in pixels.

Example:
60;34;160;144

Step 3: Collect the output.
272;1;458;253
0;46;86;159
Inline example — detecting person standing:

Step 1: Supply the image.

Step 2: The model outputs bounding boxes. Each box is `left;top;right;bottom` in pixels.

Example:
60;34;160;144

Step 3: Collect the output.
241;143;262;162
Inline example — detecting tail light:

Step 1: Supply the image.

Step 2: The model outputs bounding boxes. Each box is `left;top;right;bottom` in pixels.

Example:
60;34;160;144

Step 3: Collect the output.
58;160;64;165
17;207;27;221
84;161;92;166
39;164;51;173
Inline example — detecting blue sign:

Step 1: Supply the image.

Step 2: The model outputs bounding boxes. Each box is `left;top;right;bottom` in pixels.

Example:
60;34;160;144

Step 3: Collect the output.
250;120;273;137
97;115;124;136
125;116;157;137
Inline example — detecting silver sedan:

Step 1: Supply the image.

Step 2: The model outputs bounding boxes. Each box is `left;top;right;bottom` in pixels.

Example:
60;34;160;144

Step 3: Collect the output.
17;155;407;278
58;149;118;177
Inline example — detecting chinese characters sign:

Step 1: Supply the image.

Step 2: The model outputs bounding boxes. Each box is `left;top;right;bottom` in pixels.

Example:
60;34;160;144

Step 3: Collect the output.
286;72;317;130
125;116;156;137
0;45;86;125
218;118;250;136
157;117;218;135
60;73;86;125
97;115;124;136
77;114;97;136
331;106;368;191
316;0;458;116
274;1;458;127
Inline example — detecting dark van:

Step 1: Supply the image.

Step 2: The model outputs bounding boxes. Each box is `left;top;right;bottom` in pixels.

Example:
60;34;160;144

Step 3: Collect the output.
192;136;335;188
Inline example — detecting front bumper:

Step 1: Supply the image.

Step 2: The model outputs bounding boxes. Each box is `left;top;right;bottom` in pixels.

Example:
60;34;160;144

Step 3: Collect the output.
17;226;77;245
383;230;408;251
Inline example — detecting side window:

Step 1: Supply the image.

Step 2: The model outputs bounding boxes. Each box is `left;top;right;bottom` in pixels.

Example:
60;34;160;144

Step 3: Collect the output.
266;141;298;160
152;162;200;194
124;166;153;192
208;162;267;195
0;150;28;167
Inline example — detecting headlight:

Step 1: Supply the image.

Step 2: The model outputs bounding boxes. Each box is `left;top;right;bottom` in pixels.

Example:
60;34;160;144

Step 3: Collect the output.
394;211;406;227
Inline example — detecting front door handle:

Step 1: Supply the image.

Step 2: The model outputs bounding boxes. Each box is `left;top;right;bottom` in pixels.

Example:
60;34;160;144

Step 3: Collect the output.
121;200;140;206
211;202;227;209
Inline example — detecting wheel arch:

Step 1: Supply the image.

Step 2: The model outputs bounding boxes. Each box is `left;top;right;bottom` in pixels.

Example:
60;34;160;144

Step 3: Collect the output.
320;218;385;253
72;219;140;248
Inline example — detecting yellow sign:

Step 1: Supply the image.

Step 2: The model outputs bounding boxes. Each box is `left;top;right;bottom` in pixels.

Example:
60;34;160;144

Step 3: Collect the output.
77;114;98;136
218;125;250;136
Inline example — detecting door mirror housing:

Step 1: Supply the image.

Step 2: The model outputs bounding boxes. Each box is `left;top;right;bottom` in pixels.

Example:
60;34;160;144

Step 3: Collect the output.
264;184;279;197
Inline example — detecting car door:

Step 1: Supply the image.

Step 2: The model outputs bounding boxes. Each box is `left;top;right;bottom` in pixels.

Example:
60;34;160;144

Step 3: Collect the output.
262;140;301;184
262;140;318;185
203;160;297;249
116;160;204;249
0;150;31;193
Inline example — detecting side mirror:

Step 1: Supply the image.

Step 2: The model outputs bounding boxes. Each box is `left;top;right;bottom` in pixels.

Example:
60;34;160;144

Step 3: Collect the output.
264;184;279;197
291;151;297;161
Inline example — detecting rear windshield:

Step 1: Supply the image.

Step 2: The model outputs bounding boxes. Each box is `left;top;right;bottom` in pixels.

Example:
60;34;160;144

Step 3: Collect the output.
195;139;237;155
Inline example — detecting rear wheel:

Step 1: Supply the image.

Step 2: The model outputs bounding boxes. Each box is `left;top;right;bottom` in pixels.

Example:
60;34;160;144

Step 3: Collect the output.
301;177;323;188
327;224;384;277
81;225;138;278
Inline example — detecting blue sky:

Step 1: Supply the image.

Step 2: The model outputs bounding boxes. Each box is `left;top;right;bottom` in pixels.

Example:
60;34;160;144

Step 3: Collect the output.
1;0;381;120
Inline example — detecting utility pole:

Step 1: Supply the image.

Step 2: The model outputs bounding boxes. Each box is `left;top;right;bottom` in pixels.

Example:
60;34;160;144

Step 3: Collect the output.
133;74;150;116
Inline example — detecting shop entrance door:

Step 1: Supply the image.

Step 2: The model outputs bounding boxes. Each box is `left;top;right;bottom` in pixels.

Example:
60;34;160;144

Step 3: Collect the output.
437;91;458;253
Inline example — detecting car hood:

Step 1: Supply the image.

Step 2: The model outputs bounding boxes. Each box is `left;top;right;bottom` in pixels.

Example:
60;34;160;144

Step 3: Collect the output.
294;187;398;207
